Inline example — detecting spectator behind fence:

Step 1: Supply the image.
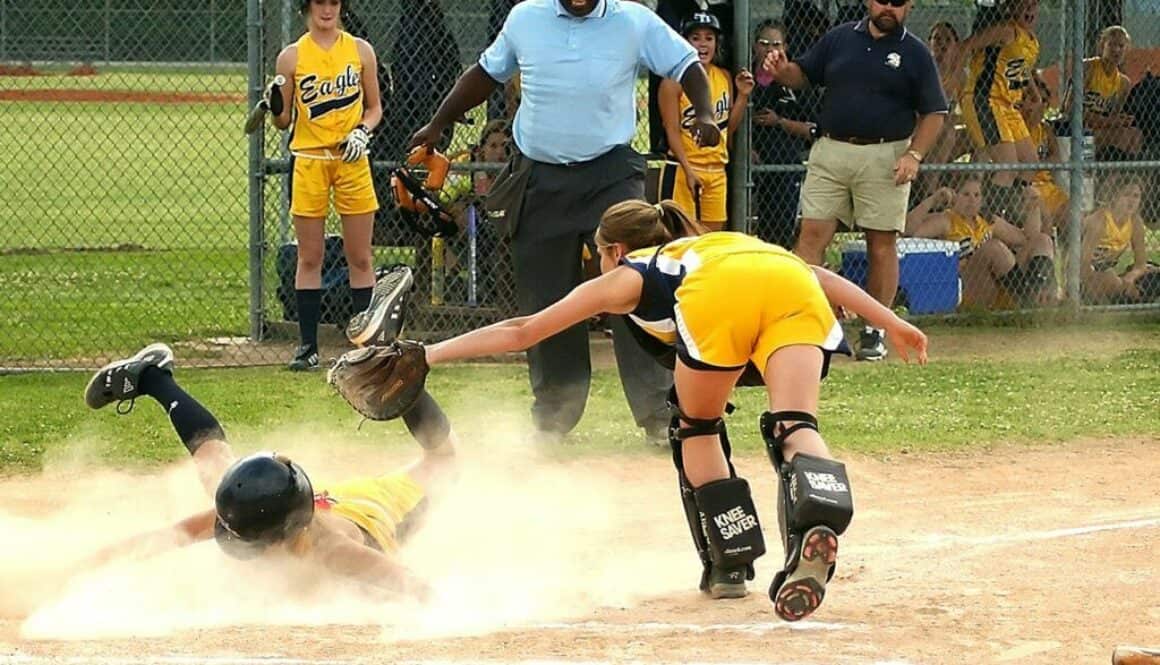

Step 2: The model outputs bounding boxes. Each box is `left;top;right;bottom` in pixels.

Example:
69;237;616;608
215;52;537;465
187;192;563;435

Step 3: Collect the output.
437;120;513;305
1081;174;1160;303
906;174;1056;309
410;0;723;444
750;19;816;249
657;12;753;231
270;0;384;371
920;20;969;199
955;0;1042;220
1062;25;1142;161
763;0;947;362
1020;72;1068;235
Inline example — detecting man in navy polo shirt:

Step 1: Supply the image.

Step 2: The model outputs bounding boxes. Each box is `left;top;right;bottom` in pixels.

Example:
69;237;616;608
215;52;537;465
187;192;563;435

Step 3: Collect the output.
410;0;721;444
764;0;946;361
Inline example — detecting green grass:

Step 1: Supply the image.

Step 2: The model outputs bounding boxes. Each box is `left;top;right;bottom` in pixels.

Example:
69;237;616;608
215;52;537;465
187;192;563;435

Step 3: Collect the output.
3;340;1158;474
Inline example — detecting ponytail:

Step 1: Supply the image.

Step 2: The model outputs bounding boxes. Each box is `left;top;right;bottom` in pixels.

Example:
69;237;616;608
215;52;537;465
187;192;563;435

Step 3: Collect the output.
597;199;710;252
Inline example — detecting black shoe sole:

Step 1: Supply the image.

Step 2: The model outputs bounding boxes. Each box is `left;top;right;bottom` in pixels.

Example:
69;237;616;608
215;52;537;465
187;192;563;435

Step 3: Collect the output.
771;526;838;622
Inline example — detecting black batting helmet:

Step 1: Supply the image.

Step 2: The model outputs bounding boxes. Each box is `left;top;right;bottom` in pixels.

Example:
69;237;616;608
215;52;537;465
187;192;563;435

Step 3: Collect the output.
681;12;722;37
213;452;315;560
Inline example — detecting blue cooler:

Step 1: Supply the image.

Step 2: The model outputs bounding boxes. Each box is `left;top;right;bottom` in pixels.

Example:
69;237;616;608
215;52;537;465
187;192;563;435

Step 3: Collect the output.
840;238;961;314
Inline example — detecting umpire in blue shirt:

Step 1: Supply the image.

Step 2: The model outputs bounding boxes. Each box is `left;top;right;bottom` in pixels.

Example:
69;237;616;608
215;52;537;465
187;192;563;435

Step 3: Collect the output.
410;0;722;442
764;0;946;362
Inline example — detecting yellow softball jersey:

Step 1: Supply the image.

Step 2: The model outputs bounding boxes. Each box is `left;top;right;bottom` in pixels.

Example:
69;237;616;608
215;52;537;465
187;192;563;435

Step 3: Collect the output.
290;31;365;152
945;209;992;260
673;63;732;168
964;22;1039;106
1081;57;1129;115
314;472;427;553
1091;210;1134;271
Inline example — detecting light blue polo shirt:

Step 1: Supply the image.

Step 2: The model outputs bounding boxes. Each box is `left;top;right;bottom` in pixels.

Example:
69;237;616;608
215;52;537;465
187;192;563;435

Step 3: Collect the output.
479;0;698;164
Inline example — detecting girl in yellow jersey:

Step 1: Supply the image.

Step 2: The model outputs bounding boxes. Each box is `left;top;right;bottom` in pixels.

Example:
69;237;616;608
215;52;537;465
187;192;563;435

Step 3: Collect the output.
906;174;1056;308
1063;26;1142;160
80;338;459;600
420;199;927;621
956;0;1041;217
268;0;384;371
658;12;753;231
1019;73;1068;233
1081;175;1158;303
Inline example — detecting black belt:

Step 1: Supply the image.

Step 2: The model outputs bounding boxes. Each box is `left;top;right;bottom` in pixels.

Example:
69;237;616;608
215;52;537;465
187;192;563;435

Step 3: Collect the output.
823;133;908;145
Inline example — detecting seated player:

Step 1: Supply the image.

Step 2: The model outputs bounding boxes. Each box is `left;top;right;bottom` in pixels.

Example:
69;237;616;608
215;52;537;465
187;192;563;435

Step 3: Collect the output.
1020;73;1069;235
1081;174;1160;303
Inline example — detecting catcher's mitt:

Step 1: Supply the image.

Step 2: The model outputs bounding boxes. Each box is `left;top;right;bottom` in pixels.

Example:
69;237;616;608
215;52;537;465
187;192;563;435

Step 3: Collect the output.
327;341;428;421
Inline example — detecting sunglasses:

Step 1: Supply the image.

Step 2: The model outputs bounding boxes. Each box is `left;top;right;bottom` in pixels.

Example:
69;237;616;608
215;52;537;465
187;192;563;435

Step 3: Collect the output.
873;0;909;6
756;38;784;47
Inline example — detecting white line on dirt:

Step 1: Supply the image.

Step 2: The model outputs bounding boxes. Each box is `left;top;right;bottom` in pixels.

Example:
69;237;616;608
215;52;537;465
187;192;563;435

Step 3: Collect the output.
919;516;1160;548
0;658;910;665
529;619;855;634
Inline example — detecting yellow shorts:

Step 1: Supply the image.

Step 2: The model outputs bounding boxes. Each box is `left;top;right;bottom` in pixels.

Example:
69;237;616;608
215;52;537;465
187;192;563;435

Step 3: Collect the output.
319;471;427;554
673;249;843;374
658;162;728;224
960;95;1030;148
290;151;379;218
1032;180;1068;218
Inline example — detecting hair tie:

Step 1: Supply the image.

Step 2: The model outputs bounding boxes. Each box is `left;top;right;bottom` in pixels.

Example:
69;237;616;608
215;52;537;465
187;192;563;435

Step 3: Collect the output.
654;203;664;215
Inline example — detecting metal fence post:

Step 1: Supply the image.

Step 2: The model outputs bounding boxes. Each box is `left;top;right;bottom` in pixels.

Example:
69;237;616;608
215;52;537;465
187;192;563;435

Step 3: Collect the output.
248;0;266;342
730;0;751;233
1065;0;1085;306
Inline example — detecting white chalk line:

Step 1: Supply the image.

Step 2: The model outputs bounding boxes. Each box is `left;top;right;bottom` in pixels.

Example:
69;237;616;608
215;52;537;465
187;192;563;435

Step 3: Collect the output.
913;516;1160;550
0;658;911;665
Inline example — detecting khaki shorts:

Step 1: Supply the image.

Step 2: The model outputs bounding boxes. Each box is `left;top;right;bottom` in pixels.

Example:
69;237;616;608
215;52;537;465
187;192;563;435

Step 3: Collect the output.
800;137;910;233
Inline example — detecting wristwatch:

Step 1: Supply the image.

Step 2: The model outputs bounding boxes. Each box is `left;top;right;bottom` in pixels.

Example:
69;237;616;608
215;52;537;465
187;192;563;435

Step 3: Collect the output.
906;149;924;162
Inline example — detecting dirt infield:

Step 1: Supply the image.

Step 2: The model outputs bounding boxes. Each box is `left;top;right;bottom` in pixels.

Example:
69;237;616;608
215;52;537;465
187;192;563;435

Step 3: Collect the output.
1;435;1157;665
0;89;244;104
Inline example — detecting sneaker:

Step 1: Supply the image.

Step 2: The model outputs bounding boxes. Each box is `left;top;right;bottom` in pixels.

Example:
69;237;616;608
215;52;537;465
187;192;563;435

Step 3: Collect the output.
287;344;319;372
346;266;414;347
855;327;887;362
705;565;749;599
769;525;839;622
84;343;174;412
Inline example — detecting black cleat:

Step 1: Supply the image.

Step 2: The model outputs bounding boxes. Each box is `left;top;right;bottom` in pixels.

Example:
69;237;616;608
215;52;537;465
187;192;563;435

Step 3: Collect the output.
346;265;414;347
770;526;839;622
287;344;319;372
84;343;174;412
705;565;749;599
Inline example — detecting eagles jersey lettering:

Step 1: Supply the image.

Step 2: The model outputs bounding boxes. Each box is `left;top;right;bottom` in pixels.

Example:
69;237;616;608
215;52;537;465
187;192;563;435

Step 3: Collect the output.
674;63;732;168
290;31;365;152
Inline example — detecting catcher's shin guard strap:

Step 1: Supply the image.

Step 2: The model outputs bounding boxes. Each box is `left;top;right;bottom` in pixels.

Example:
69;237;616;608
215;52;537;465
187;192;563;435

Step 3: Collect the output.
402;389;450;450
695;477;766;568
760;410;819;468
779;453;854;538
677;471;714;590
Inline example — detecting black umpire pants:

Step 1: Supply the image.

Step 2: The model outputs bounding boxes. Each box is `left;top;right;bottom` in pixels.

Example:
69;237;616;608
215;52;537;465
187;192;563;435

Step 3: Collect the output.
511;146;672;436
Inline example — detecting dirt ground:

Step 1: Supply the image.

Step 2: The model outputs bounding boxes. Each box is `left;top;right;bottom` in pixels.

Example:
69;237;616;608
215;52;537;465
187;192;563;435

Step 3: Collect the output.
0;434;1157;665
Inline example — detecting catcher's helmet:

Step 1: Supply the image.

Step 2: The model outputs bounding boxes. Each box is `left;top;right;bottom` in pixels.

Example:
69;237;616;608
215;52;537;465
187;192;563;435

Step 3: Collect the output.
213;452;315;559
681;12;722;36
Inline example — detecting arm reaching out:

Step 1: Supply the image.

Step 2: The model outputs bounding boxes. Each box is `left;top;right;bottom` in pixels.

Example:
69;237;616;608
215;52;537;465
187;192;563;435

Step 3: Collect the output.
812;267;929;364
80;509;217;570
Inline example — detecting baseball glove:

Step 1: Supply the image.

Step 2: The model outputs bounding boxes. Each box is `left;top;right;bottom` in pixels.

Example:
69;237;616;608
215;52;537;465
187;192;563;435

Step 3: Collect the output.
327;341;428;421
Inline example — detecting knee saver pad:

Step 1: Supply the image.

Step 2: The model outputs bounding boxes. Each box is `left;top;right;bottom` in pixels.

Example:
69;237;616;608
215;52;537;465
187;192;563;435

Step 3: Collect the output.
782;453;854;537
694;477;766;568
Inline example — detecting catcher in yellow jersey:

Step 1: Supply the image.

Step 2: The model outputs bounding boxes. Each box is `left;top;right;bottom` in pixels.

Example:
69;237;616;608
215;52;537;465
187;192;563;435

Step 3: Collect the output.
79;338;458;600
398;199;928;622
265;0;384;372
657;12;753;231
1081;175;1160;303
955;0;1041;218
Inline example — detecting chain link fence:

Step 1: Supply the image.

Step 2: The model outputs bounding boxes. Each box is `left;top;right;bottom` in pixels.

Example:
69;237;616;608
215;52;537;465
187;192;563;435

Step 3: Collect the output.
2;0;1157;370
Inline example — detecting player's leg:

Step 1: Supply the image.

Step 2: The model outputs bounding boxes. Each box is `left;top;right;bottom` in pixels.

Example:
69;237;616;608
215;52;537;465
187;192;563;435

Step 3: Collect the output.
960;239;1014;308
667;360;764;599
84;344;236;495
761;344;853;622
288;156;335;371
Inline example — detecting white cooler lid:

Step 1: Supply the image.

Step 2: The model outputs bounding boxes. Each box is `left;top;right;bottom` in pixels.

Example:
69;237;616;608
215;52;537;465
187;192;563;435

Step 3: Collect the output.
842;238;959;256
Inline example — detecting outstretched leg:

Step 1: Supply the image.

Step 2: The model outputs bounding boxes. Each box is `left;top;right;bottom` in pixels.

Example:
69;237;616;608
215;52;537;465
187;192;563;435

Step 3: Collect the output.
85;343;235;495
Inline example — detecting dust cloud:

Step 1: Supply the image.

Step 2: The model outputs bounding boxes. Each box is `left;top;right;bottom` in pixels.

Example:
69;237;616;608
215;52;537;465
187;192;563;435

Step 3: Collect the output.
0;413;694;642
